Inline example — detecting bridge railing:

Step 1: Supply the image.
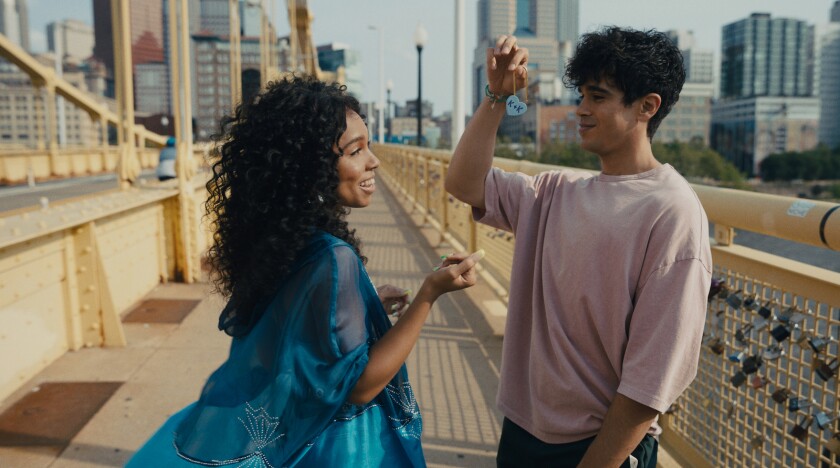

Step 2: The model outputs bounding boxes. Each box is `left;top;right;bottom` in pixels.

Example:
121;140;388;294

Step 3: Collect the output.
374;143;840;468
0;147;211;403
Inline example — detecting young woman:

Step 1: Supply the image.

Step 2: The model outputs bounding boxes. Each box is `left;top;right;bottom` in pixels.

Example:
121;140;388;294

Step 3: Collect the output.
127;75;483;467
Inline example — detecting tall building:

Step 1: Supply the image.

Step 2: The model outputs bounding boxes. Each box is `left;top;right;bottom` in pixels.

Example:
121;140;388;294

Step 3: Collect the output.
656;83;715;145
832;1;840;22
817;20;840;148
657;30;714;144
473;0;579;110
92;0;165;100
47;20;95;62
555;0;578;43
198;0;229;35
317;43;362;98
713;13;820;174
0;0;29;51
0;56;109;148
666;30;713;84
191;34;285;140
711;97;819;175
720;13;813;99
198;0;260;36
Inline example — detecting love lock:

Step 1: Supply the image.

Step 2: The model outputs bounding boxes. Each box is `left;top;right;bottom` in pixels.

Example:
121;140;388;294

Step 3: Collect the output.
762;344;784;361
742;354;763;375
816;358;839;382
750;375;769;389
757;301;773;319
808;336;831;354
708;278;726;300
726;290;744;309
826;432;840;455
770;324;791;343
742;294;758;310
730;370;747;388
788;397;812;413
789;414;813;441
735;323;753;346
771;387;792;405
814;411;836;430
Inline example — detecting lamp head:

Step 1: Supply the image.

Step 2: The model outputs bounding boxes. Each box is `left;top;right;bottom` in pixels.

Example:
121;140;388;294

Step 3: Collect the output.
413;24;428;49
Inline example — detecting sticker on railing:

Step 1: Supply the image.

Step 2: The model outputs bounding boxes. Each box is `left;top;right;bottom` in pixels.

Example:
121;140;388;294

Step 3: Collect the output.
786;200;815;217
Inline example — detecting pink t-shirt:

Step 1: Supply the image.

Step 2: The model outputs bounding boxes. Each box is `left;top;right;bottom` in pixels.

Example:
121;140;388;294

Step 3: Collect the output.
474;164;712;444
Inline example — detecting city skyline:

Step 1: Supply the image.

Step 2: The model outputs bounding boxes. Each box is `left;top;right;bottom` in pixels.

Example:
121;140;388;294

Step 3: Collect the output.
22;0;837;114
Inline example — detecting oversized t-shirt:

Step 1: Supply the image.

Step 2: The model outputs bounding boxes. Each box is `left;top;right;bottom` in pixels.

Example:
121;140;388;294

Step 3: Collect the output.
474;164;712;444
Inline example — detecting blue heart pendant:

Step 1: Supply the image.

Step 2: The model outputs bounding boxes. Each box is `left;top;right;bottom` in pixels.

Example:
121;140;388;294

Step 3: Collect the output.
506;95;527;116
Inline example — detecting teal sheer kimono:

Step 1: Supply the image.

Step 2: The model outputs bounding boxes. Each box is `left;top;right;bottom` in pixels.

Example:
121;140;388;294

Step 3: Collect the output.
126;232;426;467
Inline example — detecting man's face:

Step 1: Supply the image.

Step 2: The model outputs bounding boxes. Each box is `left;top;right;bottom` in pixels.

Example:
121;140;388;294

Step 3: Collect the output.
575;80;643;158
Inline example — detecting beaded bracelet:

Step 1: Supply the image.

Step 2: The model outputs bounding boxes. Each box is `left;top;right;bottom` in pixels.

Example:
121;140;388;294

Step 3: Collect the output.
485;84;511;106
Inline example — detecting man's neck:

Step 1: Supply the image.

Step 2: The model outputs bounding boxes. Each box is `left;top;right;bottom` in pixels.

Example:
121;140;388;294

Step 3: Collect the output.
598;138;661;176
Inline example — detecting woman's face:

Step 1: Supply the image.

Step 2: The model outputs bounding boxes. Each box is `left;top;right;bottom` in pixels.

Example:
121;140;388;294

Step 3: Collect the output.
335;110;380;208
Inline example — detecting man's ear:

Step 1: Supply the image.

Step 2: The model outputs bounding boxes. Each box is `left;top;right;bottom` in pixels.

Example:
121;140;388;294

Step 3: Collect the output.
638;93;662;123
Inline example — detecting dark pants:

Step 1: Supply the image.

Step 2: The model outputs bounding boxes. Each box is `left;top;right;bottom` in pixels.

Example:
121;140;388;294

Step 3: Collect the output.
497;418;658;468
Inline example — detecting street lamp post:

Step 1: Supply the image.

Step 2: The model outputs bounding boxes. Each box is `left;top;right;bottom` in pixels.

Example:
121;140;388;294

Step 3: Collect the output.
386;79;393;143
414;24;427;147
369;25;385;143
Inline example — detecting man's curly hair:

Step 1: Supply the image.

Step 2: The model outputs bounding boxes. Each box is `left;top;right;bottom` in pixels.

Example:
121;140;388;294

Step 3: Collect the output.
564;27;686;139
206;75;366;337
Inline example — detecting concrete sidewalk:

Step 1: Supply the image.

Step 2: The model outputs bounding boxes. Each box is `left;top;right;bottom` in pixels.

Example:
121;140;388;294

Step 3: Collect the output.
0;177;506;467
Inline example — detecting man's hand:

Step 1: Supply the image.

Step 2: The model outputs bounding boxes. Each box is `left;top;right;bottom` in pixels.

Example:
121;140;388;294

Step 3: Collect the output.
486;35;529;96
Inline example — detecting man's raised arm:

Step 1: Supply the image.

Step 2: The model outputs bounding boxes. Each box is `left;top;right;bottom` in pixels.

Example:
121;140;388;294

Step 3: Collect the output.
445;36;528;211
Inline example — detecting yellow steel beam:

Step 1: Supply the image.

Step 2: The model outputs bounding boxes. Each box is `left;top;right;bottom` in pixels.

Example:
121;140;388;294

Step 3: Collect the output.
693;184;840;251
0;32;166;148
229;0;242;109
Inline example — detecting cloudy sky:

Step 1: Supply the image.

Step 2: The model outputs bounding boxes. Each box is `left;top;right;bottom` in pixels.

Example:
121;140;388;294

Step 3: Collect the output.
25;0;835;113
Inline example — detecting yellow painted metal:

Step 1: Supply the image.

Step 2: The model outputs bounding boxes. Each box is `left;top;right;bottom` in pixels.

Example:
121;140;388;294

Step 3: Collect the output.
714;224;735;246
694;184;840;251
0;233;68;402
260;0;269;88
111;0;139;189
44;83;59;175
286;0;321;78
167;0;198;283
0;186;188;402
228;0;242;109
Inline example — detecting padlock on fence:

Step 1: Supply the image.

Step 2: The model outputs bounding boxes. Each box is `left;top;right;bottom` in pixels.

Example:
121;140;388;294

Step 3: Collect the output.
826;432;840;455
815;411;836;430
790;414;813;441
742;354;763;375
726;290;744;309
730;370;747;388
772;387;792;404
816;358;839;382
771;324;791;342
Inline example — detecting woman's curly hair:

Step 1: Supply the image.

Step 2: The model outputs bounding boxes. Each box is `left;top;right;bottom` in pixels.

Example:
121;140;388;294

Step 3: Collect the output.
564;27;686;139
206;75;366;337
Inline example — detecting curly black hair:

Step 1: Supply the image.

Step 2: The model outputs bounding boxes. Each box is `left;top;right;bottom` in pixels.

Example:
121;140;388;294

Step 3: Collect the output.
206;75;366;337
564;26;686;139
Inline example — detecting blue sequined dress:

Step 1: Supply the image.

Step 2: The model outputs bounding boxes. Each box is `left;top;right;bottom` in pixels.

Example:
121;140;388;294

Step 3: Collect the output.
126;232;426;467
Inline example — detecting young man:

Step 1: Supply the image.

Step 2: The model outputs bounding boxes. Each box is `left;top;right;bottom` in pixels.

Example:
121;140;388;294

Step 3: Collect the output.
445;28;712;467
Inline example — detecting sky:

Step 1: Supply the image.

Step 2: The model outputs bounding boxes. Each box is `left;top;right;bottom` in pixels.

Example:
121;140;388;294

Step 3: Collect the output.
25;0;836;114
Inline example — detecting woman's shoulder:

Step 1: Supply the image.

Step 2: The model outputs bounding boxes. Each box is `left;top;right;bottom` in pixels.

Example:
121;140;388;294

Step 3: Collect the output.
296;231;359;267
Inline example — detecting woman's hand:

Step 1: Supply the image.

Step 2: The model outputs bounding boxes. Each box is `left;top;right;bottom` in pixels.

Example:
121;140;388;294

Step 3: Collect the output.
376;284;411;317
348;249;485;405
422;250;485;298
486;35;529;96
